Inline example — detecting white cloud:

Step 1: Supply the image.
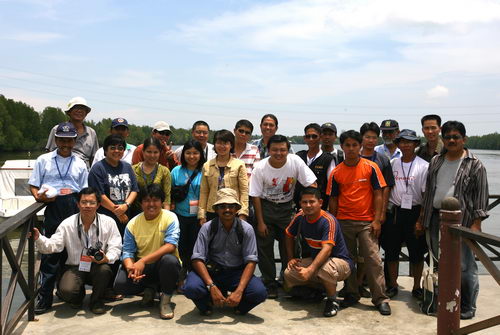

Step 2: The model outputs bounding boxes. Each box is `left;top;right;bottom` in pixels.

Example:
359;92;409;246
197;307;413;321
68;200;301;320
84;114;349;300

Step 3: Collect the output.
427;85;450;98
2;32;64;42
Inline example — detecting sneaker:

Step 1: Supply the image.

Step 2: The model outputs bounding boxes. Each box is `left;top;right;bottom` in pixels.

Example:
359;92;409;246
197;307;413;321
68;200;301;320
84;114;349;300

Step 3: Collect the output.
103;289;123;302
141;287;156;306
159;294;174;320
34;299;52;315
359;285;371;298
340;294;359;308
323;298;340;317
386;286;398;298
266;283;278;299
90;301;106;315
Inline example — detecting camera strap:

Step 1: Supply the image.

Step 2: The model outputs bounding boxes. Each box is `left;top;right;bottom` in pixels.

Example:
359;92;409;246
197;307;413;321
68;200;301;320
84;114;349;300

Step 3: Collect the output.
76;213;100;249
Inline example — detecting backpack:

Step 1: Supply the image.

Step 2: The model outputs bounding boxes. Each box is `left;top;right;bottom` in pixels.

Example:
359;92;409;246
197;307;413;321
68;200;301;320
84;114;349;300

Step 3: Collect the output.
208;217;244;247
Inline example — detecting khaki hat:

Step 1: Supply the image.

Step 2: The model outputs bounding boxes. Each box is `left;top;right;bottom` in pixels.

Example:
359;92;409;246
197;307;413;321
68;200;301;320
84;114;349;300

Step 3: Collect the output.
153;121;171;132
212;188;242;210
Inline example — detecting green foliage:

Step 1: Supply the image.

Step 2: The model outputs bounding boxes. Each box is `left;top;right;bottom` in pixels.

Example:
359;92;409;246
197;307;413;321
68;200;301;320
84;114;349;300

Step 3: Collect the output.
1;95;500;151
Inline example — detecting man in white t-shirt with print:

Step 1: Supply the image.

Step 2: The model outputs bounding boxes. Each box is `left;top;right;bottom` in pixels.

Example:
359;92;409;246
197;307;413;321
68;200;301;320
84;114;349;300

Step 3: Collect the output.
250;135;317;298
380;129;428;300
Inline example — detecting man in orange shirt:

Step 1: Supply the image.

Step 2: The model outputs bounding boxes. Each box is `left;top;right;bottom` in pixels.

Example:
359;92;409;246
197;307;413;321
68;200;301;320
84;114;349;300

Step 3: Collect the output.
327;130;391;315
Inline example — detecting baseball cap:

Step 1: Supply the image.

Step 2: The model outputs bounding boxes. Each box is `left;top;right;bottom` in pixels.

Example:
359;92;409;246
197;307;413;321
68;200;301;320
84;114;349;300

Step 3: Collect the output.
153;121;171;132
66;97;91;113
395;129;421;144
321;122;337;133
55;122;77;138
380;119;399;131
111;118;129;128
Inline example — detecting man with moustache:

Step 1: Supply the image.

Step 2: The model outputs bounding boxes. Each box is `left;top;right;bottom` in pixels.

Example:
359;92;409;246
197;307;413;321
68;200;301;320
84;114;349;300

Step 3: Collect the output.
183;188;267;315
418;121;489;320
375;119;402;160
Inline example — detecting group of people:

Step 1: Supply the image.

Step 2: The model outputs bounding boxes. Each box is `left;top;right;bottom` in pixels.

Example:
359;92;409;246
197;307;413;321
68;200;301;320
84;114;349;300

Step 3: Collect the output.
29;96;489;321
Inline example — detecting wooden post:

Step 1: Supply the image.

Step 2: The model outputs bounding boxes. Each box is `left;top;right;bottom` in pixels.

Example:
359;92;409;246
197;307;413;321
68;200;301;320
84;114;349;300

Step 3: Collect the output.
437;197;462;335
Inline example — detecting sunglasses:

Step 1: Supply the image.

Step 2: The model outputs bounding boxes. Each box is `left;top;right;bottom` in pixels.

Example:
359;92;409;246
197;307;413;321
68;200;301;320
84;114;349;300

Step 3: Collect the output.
237;128;252;136
109;145;125;151
443;134;462;140
304;134;319;139
157;130;171;136
216;203;239;210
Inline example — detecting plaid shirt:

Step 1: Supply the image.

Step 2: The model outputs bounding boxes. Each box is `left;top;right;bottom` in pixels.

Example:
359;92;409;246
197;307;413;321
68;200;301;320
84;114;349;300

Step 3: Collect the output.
234;143;260;178
421;148;489;228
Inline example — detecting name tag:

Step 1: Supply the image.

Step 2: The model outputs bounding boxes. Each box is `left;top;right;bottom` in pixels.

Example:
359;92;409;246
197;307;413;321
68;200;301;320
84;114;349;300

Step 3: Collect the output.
189;200;199;215
401;194;413;210
79;255;92;272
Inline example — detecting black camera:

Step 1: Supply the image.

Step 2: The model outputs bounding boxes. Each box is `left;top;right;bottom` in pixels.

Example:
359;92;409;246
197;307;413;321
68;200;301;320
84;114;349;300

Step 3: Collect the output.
87;241;104;261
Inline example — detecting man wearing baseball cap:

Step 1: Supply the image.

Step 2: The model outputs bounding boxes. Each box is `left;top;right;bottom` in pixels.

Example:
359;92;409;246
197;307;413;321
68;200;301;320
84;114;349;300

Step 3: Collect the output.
29;122;89;314
132;121;179;170
183;188;267;315
45;97;99;169
375;119;402;160
91;118;137;166
320;122;344;166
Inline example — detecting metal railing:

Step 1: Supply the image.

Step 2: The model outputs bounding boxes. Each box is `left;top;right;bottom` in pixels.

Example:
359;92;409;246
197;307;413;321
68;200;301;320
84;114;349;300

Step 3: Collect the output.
0;202;44;335
437;197;500;335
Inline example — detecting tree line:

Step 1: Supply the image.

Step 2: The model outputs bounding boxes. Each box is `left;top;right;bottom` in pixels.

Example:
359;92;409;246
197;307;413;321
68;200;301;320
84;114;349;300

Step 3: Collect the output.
1;95;499;151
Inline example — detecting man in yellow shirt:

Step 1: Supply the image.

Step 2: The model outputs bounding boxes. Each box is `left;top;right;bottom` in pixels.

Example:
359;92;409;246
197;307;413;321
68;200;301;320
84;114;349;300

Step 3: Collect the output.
113;184;181;319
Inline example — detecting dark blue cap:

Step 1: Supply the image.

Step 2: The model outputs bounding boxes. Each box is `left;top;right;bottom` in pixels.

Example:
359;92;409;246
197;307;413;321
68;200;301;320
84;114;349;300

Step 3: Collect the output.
111;118;129;128
55;122;77;138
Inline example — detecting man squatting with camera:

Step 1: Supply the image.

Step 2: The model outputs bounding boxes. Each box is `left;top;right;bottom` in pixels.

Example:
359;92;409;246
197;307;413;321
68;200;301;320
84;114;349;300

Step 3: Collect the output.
32;187;122;314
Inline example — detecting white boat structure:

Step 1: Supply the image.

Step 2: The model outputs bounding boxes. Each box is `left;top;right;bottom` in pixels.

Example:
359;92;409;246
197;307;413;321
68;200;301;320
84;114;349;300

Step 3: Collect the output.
0;159;44;222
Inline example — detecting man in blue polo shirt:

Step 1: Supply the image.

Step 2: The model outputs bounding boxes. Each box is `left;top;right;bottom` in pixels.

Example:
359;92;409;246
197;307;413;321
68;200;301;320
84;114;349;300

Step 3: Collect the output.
284;187;353;317
29;122;89;314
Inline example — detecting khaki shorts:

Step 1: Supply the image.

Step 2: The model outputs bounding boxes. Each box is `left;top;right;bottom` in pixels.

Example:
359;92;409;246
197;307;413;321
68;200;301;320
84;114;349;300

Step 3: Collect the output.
284;257;351;288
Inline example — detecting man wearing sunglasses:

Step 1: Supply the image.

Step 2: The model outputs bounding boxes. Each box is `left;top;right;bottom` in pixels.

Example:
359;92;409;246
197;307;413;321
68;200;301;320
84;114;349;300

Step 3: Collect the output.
183;188;267;315
233;119;260;178
132;121;179;169
418;120;489;320
295;123;335;210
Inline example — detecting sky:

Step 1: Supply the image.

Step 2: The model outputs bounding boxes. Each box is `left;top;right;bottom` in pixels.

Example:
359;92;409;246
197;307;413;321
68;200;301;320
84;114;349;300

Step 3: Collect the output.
1;0;500;136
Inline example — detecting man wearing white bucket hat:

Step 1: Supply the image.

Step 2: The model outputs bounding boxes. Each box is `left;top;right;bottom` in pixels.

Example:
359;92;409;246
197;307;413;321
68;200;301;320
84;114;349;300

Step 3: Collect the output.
45;97;99;169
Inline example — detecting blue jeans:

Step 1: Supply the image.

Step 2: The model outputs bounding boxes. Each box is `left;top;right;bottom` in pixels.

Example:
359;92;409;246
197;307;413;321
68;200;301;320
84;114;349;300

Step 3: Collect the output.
183;267;267;314
461;241;479;314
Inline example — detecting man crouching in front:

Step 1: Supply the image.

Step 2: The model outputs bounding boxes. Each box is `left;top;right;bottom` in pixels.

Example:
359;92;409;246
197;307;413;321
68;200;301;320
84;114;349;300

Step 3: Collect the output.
32;187;122;314
113;184;181;319
183;188;267;315
284;187;353;317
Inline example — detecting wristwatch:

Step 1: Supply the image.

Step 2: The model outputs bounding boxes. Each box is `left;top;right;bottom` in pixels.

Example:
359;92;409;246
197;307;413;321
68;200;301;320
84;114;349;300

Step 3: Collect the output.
206;282;216;291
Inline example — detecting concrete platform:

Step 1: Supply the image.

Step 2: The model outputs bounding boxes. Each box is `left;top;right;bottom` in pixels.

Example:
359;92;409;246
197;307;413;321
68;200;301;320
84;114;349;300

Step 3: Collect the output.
14;276;500;335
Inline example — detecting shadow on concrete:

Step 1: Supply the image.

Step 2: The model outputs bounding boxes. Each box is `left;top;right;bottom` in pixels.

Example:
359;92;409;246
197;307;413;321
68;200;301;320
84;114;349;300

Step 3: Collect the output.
176;306;264;325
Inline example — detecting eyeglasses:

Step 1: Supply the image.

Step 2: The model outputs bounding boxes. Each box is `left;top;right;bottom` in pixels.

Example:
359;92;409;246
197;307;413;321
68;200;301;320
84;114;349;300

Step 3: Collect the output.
80;201;98;206
109;145;125;151
304;134;319;139
237;128;252;136
216;204;238;210
443;134;463;140
157;130;171;136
